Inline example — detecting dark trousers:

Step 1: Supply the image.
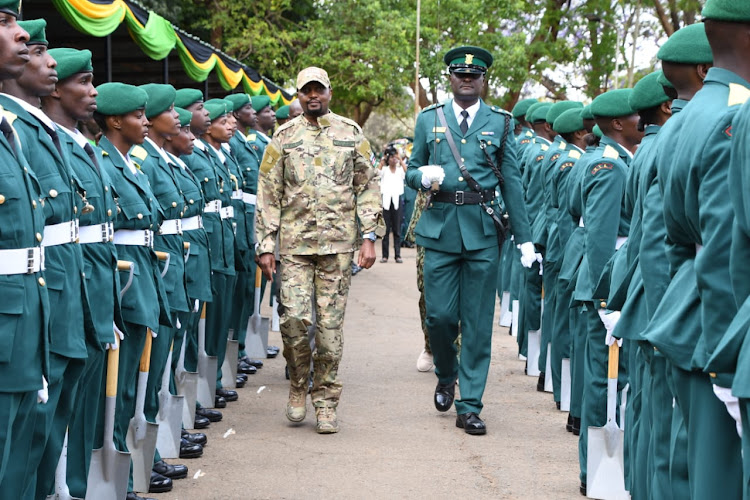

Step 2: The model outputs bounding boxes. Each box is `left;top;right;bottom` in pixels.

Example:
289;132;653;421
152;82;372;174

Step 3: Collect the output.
382;199;402;259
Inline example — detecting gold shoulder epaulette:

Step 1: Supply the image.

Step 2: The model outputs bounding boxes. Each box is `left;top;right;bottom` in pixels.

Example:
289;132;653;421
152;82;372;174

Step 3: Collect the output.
728;83;750;107
568;150;582;159
602;145;619;159
130;145;148;161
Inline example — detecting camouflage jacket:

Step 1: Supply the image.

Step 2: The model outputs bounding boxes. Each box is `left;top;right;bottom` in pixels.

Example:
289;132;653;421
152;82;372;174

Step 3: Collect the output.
256;112;383;255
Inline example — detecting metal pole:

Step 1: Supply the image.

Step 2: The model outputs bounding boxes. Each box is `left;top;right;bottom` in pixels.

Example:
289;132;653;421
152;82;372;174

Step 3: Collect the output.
414;0;421;120
105;35;112;83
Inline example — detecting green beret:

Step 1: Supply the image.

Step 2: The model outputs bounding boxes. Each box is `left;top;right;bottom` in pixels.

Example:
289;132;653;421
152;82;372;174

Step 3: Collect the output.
225;93;251;112
657;71;675;89
140;84;176;119
525;102;546;122
251;95;271;112
276;105;290;120
553;108;585;134
512;98;538;119
546;101;583;125
204;98;231;121
629;71;671;111
591;89;636;118
703;0;750;22
657;23;713;64
18;19;47;46
175;107;192;128
529;103;552;123
592;124;603;138
444;46;493;74
95;82;148;116
0;0;20;16
581;104;594;120
47;48;92;81
174;88;203;108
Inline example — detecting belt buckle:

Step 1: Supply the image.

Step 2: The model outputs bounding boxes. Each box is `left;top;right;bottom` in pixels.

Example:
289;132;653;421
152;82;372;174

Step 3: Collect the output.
26;248;35;274
455;191;465;205
100;223;108;242
176;219;183;235
145;230;153;248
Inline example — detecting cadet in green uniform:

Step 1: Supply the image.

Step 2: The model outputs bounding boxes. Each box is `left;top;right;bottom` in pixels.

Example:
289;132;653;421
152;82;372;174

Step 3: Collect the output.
39;47;121;499
0;5;49;494
93;82;173;499
405;47;536;435
249;95;275;150
573;89;642;493
0;20;94;498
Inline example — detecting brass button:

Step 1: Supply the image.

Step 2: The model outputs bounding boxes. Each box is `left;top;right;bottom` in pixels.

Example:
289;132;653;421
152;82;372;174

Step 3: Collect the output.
435;138;441;143
38;277;45;286
31;200;36;208
0;194;5;204
461;158;465;163
189;199;194;204
73;206;77;213
104;186;109;192
219;189;223;193
172;201;177;208
137;213;143;220
458;177;464;182
600;301;607;309
117;207;121;214
488;141;492;146
107;209;112;217
49;189;58;198
36;232;42;242
461;139;466;144
709;372;717;378
204;177;209;183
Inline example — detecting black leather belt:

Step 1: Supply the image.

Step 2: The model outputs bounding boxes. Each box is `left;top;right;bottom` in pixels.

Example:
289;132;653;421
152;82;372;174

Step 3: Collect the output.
433;189;495;205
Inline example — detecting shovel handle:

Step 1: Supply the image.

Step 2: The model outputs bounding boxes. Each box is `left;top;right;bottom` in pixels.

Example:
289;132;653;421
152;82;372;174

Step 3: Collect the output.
255;264;262;288
608;343;619;380
200;302;206;319
140;331;153;372
106;336;120;398
117;260;134;272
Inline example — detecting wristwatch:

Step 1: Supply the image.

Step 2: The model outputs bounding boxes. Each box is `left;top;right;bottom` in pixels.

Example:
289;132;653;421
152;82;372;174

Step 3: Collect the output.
364;232;377;242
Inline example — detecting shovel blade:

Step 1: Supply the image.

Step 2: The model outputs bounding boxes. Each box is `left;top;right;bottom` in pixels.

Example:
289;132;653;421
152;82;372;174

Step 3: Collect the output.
126;420;159;493
544;344;553;392
499;291;512;327
197;352;218;408
527;329;541;377
176;370;198;429
246;313;268;359
511;300;519;338
86;446;130;500
156;392;184;459
221;338;239;389
560;358;571;412
587;422;628;500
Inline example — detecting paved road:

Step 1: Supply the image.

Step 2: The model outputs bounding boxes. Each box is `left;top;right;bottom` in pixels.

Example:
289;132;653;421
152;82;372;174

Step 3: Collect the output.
154;246;579;499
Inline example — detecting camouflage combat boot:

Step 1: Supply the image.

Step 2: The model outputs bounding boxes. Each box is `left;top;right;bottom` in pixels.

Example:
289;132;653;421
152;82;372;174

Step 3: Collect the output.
315;406;338;434
286;386;307;422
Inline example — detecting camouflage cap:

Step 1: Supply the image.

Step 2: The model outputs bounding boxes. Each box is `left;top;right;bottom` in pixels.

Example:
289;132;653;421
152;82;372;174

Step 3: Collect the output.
47;48;92;81
0;0;20;16
175;107;192;127
297;66;331;91
18;19;47;46
703;0;750;22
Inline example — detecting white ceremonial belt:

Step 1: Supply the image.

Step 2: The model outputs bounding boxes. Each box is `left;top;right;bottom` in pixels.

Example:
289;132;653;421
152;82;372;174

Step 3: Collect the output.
231;190;244;200
113;229;154;248
696;244;703;254
615;236;627;251
243;193;256;205
78;222;114;244
0;246;44;274
181;215;203;231
42;220;79;247
220;206;234;219
203;200;222;213
159;219;182;235
578;218;584;228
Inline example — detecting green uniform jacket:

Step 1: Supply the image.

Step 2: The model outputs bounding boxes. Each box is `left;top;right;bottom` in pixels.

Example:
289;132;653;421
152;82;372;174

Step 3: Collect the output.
538;137;568;257
229;130;260;244
405;99;532;252
202;141;236;274
550;146;583;254
99;136;171;332
0;110;49;391
221;143;253;269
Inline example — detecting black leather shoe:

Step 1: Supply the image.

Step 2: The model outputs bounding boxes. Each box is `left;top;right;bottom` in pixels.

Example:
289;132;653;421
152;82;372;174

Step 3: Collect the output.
214;395;227;408
455;412;486;435
566;414;574;433
238;360;257;374
153;460;187;480
193;415;210;429
216;388;238;402
537;372;546;392
126;493;156;500
266;348;279;358
572;417;581;436
580;482;587;496
235;376;246;388
179;438;203;459
239;356;263;368
434;381;455;412
148;471;172;493
196;407;222;422
182;429;207;446
237;373;248;382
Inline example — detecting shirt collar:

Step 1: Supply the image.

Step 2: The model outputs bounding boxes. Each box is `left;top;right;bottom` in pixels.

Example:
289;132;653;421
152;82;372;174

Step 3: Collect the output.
57;124;90;149
145;136;174;166
2;93;56;130
451;99;480;124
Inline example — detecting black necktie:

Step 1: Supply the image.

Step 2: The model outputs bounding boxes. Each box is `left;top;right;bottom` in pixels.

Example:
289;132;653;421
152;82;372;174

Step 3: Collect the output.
460;110;469;135
0;118;16;157
42;123;63;157
83;142;100;173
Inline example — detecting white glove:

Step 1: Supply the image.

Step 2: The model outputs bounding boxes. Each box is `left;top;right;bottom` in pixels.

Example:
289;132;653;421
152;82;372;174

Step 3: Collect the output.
713;384;743;437
418;165;445;189
598;309;623;346
37;376;48;404
113;322;125;341
519;242;540;268
193;299;200;313
151;328;158;338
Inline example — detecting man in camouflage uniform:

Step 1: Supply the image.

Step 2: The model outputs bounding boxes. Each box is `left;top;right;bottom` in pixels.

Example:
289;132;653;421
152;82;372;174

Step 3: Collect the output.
256;67;382;434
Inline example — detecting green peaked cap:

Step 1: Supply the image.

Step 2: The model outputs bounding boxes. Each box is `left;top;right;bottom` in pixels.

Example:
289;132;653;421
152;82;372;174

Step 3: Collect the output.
512;98;538;119
204;98;231;120
591;88;636;117
547;101;583;125
224;93;251;111
47;48;93;81
703;0;750;22
553;108;585;134
444;46;493;74
657;23;713;64
18;19;47;46
250;95;271;112
629;71;671;111
95;82;148;116
175;107;192;127
174;88;203;108
140;84;176;119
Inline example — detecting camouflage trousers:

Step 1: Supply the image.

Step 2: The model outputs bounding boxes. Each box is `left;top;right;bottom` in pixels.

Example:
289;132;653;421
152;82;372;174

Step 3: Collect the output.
279;252;352;408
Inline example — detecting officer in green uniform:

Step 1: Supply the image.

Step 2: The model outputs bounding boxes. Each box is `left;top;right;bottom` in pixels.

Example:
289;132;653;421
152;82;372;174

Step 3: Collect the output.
0;20;94;498
0;5;49;495
405;46;536;435
572;88;642;493
39;47;121;499
93;82;172;500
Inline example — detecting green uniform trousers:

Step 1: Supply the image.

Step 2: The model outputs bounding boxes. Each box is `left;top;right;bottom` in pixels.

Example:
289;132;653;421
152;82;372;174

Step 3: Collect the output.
664;360;690;500
543;259;562;399
205;272;235;389
113;323;148;454
648;354;680;500
0;391;38;497
423;245;498;415
624;343;650;499
569;305;585;420
146;314;178;464
518;262;542;359
740;400;750;500
551;262;572;403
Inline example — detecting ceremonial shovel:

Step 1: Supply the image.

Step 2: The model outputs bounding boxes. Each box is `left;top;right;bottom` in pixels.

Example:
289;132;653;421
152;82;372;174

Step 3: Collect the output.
196;303;217;408
126;332;158;493
245;266;269;359
155;341;184;458
587;343;628;500
175;328;198;429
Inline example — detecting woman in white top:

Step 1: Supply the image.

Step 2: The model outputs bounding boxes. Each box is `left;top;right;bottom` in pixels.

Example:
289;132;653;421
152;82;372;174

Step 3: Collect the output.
379;146;407;263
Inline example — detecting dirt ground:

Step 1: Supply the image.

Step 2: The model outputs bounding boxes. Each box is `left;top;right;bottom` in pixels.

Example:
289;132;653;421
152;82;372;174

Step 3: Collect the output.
153;246;580;500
